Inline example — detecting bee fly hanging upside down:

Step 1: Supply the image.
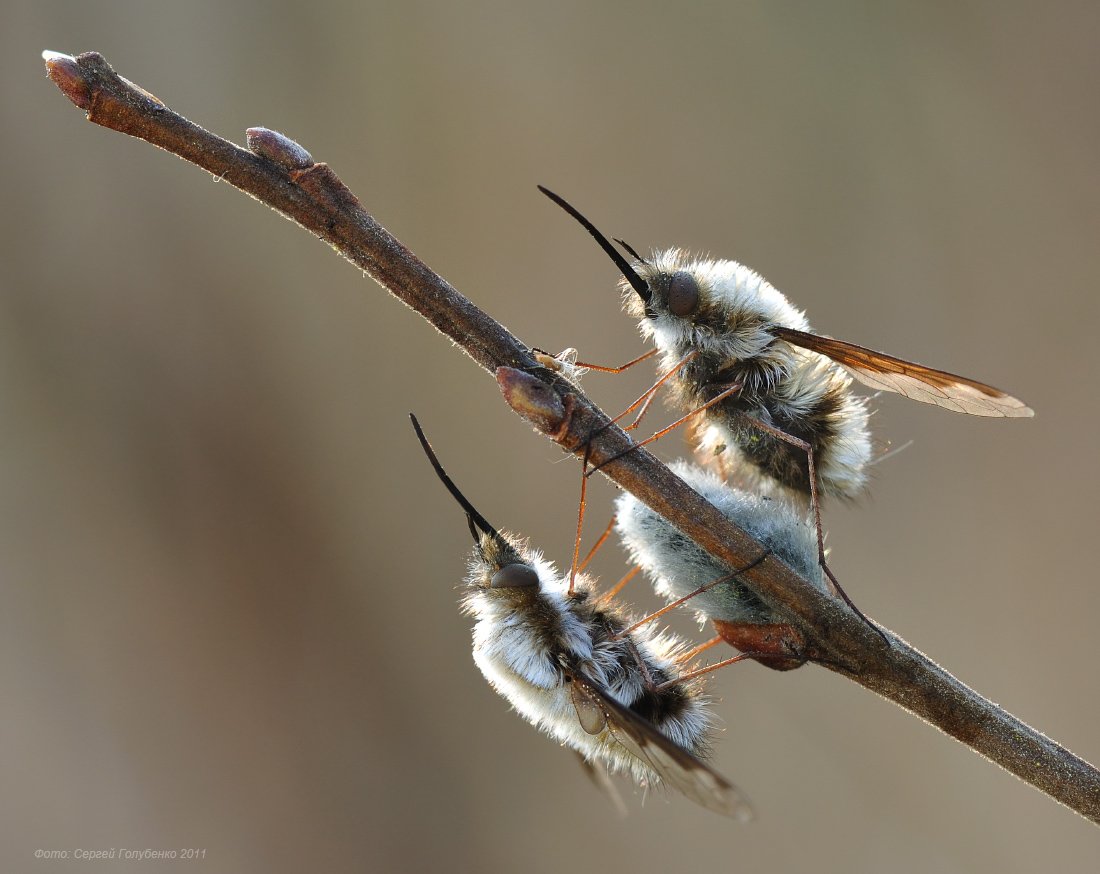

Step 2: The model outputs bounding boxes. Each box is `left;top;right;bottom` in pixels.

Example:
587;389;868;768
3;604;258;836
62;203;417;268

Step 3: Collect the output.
616;461;834;671
409;414;756;820
538;186;1032;637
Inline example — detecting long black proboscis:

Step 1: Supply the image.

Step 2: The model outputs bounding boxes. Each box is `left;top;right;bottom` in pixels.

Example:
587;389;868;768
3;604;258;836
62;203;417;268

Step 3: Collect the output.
538;185;651;303
409;414;503;546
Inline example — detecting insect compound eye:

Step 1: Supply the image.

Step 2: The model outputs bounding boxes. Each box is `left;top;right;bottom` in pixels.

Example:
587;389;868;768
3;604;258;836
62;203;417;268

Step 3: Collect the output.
490;563;541;590
667;271;700;318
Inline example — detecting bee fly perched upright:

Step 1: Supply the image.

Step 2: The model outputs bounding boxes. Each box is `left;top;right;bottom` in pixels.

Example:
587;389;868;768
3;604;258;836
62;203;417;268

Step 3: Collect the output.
538;187;1032;629
409;414;754;820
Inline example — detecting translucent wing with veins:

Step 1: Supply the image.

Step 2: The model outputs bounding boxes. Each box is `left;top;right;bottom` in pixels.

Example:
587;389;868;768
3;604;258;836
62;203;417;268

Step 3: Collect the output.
771;326;1033;418
569;669;754;822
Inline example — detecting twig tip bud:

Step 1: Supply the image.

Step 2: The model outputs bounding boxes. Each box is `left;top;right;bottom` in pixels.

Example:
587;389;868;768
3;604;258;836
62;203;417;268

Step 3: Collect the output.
43;50;92;110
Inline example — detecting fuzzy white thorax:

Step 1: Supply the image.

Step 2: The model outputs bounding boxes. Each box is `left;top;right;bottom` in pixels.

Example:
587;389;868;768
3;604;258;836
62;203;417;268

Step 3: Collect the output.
461;539;713;784
622;249;874;499
634;249;811;394
616;462;827;627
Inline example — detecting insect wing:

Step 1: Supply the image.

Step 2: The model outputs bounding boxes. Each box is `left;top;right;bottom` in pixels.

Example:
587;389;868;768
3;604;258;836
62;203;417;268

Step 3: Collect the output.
771;326;1033;418
570;678;609;735
574;751;628;818
569;672;754;821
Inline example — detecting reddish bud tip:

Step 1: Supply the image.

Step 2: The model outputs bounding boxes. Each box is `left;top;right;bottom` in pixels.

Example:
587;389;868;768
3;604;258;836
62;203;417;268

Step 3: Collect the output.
246;127;314;171
43;50;92;110
496;367;567;434
712;619;808;672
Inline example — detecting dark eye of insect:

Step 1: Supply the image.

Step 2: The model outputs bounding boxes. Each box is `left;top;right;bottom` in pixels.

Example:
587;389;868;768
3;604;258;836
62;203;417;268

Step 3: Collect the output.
667;271;700;318
490;563;541;589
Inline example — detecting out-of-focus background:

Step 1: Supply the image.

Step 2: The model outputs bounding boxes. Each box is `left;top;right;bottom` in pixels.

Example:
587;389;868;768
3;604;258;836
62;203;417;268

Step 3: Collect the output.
4;3;1098;872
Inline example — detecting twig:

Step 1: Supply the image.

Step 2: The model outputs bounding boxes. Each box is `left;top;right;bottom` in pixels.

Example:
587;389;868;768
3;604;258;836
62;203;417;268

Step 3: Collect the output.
43;50;1100;825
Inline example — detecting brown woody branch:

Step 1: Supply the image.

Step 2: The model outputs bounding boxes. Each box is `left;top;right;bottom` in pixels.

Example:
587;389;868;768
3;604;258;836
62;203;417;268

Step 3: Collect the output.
43;50;1100;825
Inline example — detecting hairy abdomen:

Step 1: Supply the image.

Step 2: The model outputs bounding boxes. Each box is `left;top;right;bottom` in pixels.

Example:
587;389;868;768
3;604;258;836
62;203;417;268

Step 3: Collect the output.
695;383;872;500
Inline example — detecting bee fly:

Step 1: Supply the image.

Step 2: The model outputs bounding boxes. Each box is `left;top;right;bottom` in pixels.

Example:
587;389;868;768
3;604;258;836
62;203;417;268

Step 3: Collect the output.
409;414;754;820
538;187;1031;631
615;461;833;671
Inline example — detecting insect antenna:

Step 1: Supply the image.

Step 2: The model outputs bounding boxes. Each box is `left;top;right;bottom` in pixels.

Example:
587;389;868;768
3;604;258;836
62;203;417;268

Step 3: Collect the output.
538;185;651;304
613;238;647;264
409;413;505;548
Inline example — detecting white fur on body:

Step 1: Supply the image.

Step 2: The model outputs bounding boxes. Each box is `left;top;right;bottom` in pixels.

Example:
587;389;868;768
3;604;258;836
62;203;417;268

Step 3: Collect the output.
615;462;827;626
461;539;713;785
641;250;812;384
627;249;873;500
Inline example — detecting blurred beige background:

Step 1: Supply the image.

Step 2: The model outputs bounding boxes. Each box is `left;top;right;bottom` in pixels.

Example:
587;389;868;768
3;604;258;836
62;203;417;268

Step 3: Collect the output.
4;2;1099;872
